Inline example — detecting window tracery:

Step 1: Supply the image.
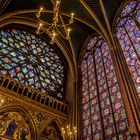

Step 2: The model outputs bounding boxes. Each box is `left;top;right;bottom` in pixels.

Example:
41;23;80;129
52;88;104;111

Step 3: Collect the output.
81;36;130;139
0;28;65;99
116;0;140;95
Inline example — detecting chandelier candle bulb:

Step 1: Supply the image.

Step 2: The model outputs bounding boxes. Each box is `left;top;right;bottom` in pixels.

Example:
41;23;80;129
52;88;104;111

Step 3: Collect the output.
66;125;69;129
68;28;71;34
38;7;43;16
37;23;42;32
52;32;56;38
51;33;56;43
69;13;74;23
71;13;74;20
35;1;74;43
56;0;60;8
62;127;64;131
66;28;71;39
0;99;4;104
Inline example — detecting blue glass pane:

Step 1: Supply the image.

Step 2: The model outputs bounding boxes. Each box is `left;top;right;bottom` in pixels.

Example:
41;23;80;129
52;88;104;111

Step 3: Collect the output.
81;36;130;139
116;1;140;94
0;28;65;99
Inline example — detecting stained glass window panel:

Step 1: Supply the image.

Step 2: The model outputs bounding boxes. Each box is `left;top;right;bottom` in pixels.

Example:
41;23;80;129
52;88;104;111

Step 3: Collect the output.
81;36;130;139
116;0;140;94
125;19;140;53
81;59;91;139
0;28;65;99
135;3;140;22
87;55;102;139
101;43;130;138
95;48;116;139
121;1;136;16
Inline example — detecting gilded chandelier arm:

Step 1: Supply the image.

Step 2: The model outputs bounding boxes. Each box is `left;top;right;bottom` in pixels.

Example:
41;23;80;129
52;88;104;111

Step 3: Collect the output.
35;0;74;44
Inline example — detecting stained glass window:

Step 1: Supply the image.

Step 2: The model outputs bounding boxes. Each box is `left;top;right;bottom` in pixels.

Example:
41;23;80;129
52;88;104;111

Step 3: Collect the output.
0;28;65;99
81;36;130;139
116;0;140;96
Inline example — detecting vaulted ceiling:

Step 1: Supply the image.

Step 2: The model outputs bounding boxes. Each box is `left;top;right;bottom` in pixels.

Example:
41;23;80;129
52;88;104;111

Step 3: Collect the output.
0;0;123;59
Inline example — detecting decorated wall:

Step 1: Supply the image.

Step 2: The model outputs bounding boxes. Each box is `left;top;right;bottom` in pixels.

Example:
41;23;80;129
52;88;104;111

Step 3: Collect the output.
0;92;68;140
0;112;31;140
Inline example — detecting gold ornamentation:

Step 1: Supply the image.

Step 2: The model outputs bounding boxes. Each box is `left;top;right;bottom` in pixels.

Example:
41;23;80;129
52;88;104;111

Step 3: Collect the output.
35;0;74;44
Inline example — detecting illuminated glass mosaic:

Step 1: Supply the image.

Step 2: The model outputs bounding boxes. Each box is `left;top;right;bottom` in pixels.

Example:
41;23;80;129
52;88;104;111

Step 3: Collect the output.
0;28;65;99
81;36;130;139
116;0;140;95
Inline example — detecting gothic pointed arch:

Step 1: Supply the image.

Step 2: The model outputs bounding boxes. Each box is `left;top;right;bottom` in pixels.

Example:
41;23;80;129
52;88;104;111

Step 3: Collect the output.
79;34;131;139
40;120;63;140
113;0;140;97
0;105;37;140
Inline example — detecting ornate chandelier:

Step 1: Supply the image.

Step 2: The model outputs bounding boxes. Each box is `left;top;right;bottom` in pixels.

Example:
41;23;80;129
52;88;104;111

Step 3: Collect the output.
35;0;74;44
61;124;77;140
